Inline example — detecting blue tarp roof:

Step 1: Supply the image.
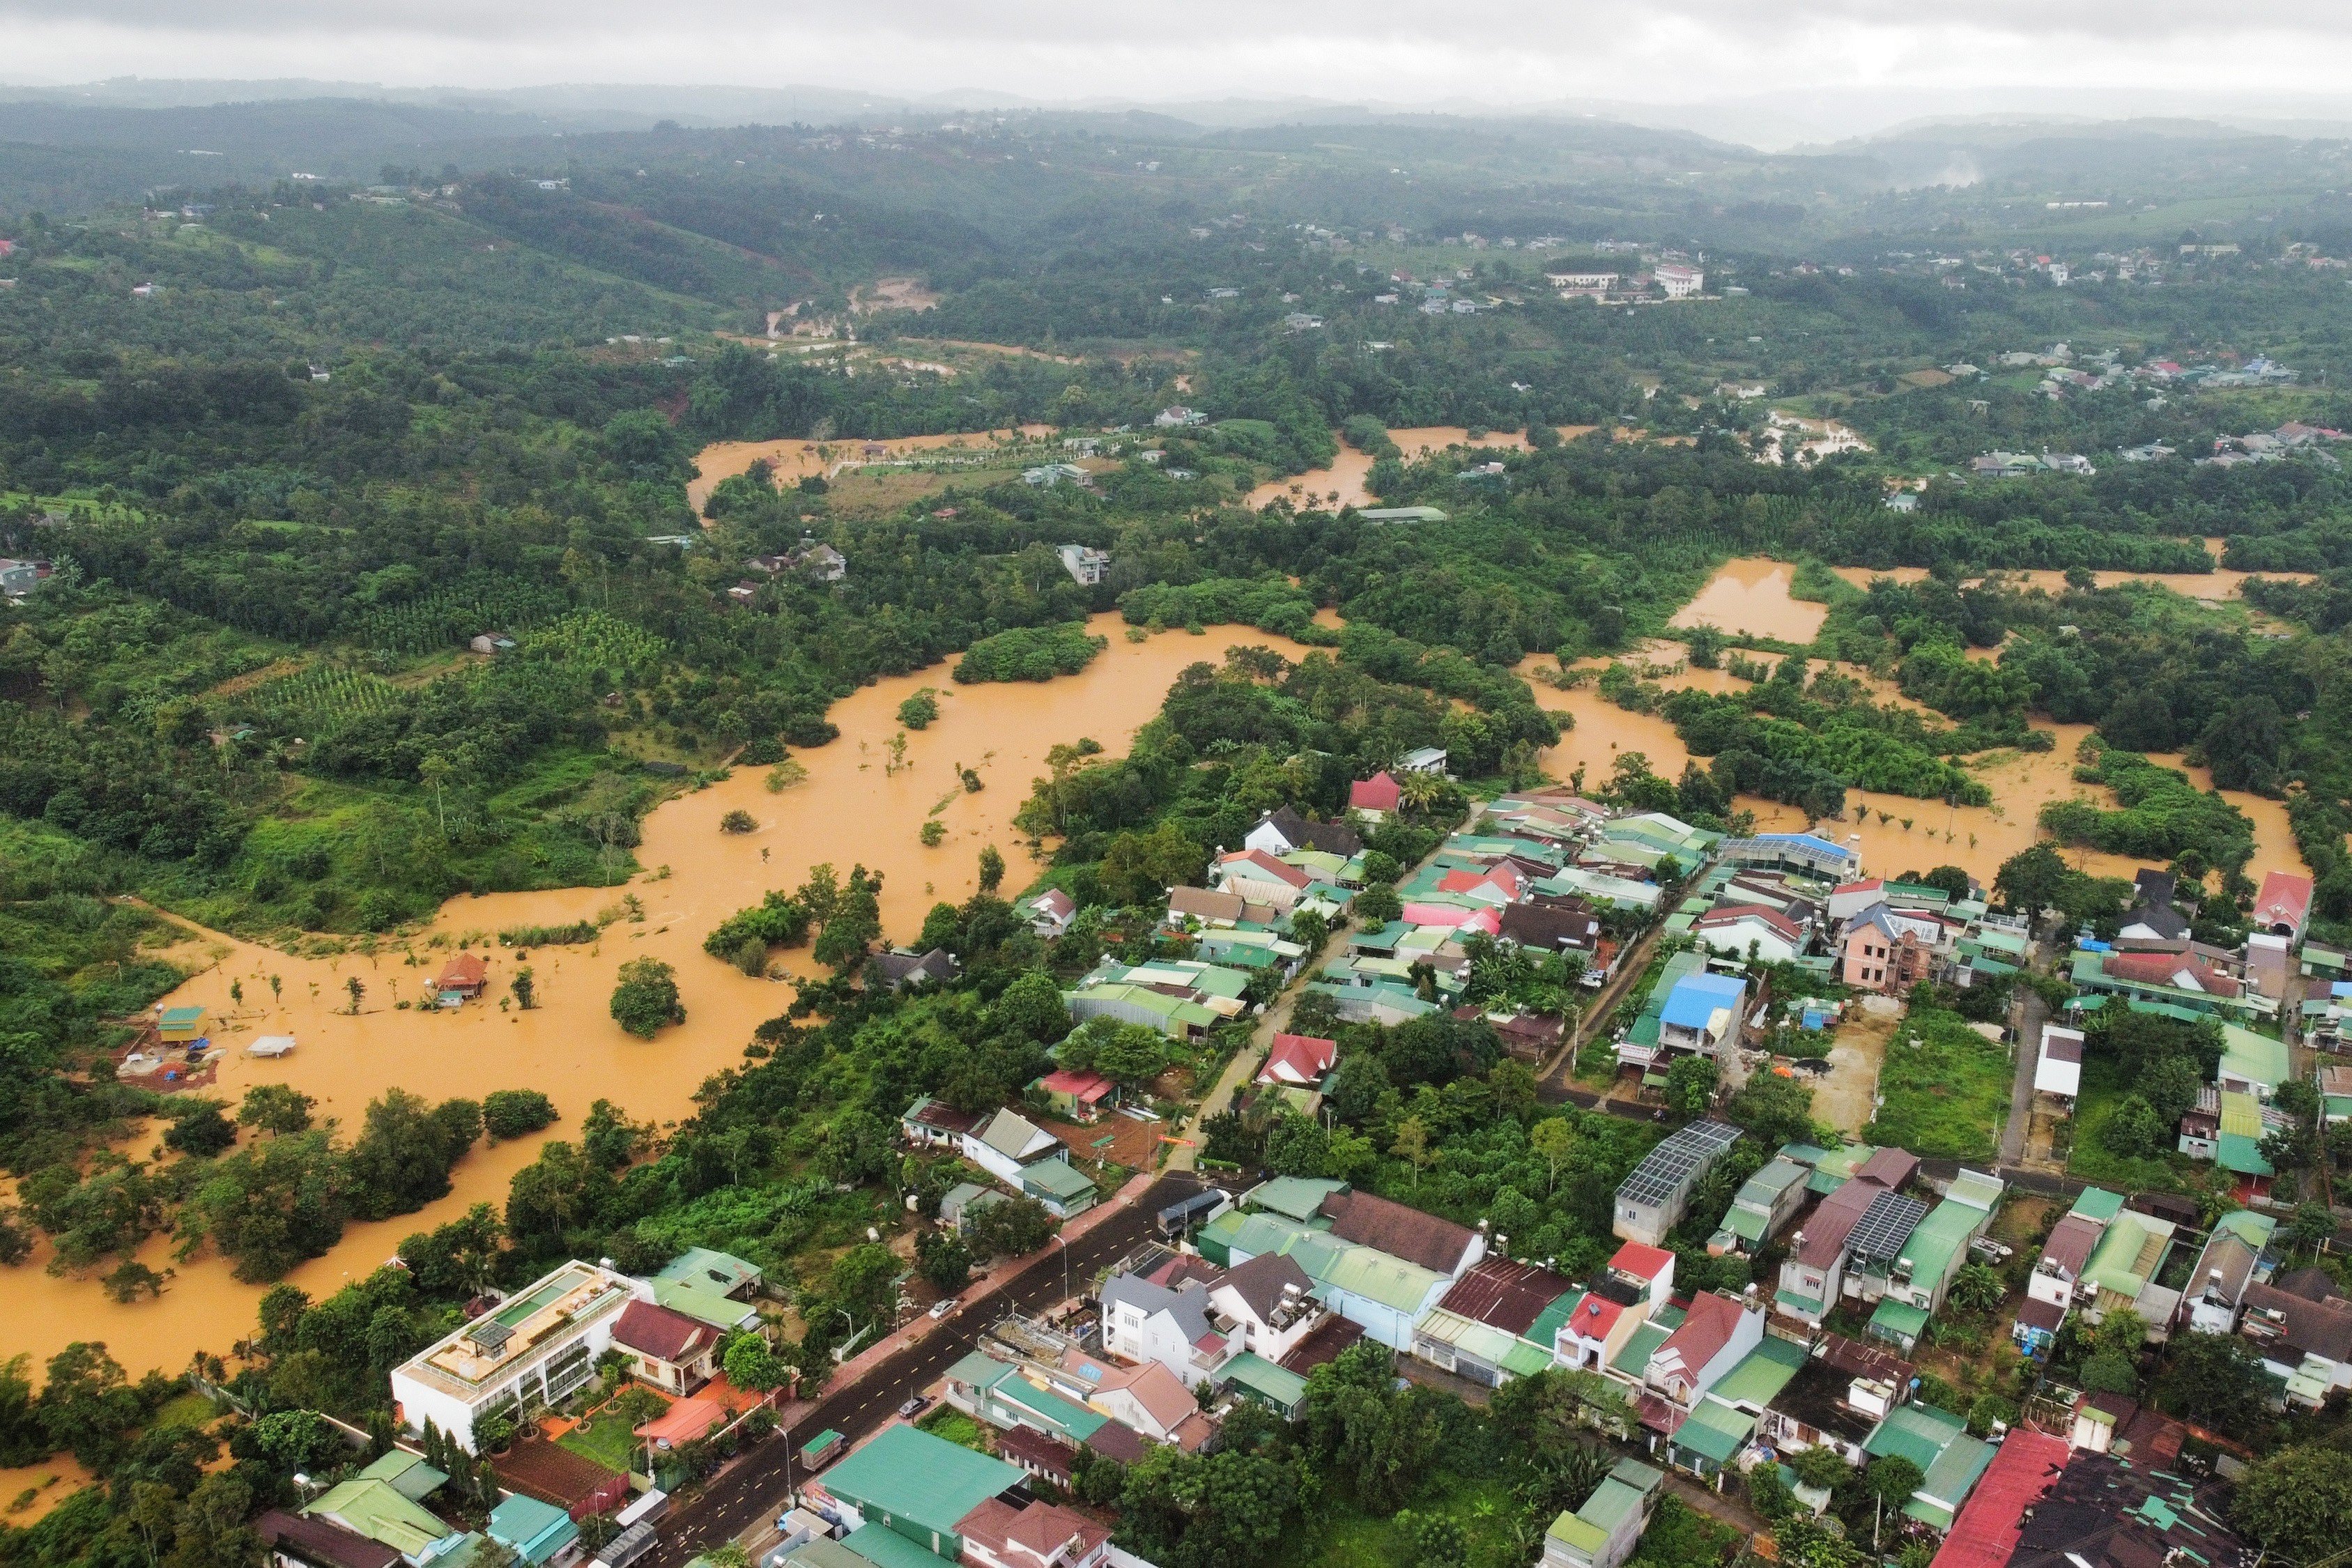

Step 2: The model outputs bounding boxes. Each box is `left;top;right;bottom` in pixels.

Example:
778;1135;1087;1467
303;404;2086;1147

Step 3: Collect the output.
1661;972;1746;1029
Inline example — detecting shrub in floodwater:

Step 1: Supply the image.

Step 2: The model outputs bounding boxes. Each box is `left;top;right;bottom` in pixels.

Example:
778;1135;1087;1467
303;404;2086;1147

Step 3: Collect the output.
719;808;758;833
610;958;684;1038
921;820;946;847
898;689;940;730
483;1089;559;1140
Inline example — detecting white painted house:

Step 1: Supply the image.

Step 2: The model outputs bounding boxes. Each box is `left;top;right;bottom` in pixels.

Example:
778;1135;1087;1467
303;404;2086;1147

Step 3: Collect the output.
390;1261;645;1452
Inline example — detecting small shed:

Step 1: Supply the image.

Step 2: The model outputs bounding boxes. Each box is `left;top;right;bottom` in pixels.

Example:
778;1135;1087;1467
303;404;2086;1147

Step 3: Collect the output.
157;1006;207;1043
470;632;518;655
247;1036;298;1059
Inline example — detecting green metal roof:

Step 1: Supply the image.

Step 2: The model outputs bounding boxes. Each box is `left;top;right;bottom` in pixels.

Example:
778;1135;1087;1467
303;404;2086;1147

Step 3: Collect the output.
1546;1512;1610;1559
1220;1352;1308;1414
2068;1187;2127;1224
1911;1428;1995;1529
1526;1291;1581;1352
1020;1160;1097;1202
1865;1403;1967;1473
1806;1142;1875;1194
947;1351;1014;1388
356;1449;447;1502
652;1275;759;1330
488;1495;577;1567
1319;1242;1447;1314
2218;1024;2290;1089
840;1523;960;1568
2217;1132;2275;1176
991;1371;1108;1440
1250;1176;1346;1221
2082;1212;2173;1298
653;1246;760;1292
1576;1475;1650;1535
818;1427;1023;1549
1705;1335;1807;1408
1612;1321;1672;1376
1673;1400;1755;1465
794;1542;893;1568
307;1479;457;1558
1895;1201;1985;1294
1869;1298;1931;1344
785;1541;880;1568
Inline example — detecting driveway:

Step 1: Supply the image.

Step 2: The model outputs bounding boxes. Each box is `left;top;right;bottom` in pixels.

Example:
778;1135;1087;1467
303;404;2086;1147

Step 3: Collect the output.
2000;941;2048;1166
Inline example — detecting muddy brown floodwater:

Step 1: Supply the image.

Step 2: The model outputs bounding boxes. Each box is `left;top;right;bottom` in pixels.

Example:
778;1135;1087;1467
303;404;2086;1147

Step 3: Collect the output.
1831;539;2316;602
686;426;1055;514
1668;558;1829;644
1247;426;1601;510
0;615;1327;1383
1518;553;2313;890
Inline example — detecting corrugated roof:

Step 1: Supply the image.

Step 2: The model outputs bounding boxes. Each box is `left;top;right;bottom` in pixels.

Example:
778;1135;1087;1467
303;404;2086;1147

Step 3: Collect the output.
1437;1259;1577;1334
839;1523;959;1568
1929;1431;2068;1568
1673;1400;1755;1463
1706;1335;1808;1408
1220;1352;1308;1412
817;1427;1023;1546
1318;1243;1447;1314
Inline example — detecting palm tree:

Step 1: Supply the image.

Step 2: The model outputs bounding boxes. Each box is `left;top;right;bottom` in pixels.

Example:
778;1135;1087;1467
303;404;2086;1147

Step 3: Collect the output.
1398;769;1446;814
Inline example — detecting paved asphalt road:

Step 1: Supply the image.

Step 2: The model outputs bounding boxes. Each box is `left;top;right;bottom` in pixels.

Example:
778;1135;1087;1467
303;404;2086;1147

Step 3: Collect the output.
647;1174;1217;1568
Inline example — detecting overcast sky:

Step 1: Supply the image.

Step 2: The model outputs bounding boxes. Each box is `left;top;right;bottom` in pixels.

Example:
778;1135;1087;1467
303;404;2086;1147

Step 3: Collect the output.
6;0;2352;124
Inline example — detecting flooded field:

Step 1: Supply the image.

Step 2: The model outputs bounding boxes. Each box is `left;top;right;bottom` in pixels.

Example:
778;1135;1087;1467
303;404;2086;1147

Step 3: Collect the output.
0;615;1325;1381
1519;553;2311;887
1514;654;2146;885
687;426;1054;513
1247;426;1598;509
1831;539;2314;602
0;1454;96;1524
1668;558;1830;643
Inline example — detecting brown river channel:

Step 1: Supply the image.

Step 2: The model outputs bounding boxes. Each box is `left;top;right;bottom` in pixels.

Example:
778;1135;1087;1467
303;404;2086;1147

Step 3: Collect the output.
0;518;2321;1392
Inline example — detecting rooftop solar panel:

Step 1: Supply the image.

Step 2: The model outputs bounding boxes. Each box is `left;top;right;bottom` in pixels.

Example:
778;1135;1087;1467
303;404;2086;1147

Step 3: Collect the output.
1847;1190;1930;1266
1616;1120;1743;1206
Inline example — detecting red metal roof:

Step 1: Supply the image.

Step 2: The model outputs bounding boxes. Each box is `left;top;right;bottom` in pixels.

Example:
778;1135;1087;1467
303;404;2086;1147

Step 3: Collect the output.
436;952;487;990
2256;870;2314;930
1038;1068;1114;1102
1928;1430;2070;1568
1261;1033;1338;1084
1610;1240;1675;1282
1349;772;1401;812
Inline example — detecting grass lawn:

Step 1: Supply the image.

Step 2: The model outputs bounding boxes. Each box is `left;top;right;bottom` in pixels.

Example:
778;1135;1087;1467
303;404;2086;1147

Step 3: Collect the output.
1296;1473;1528;1568
2064;1056;2187;1192
150;1391;218;1430
555;1408;644;1474
1863;1004;2011;1160
916;1407;989;1452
